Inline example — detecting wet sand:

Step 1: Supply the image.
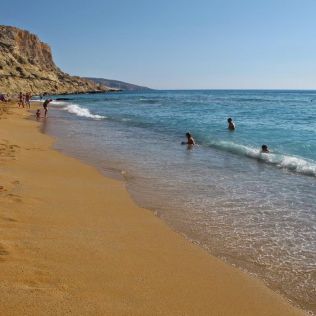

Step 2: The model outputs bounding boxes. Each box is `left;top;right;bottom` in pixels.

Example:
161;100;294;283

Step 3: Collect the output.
0;102;305;315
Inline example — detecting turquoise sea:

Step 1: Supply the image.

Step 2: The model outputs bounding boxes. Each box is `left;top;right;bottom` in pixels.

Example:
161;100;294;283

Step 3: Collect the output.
37;90;316;313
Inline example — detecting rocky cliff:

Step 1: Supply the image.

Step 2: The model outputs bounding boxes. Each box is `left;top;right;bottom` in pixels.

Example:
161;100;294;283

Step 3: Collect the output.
0;25;111;95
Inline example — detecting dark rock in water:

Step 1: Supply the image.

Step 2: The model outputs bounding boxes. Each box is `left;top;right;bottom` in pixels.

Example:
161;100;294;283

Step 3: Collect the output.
55;97;73;101
87;89;118;94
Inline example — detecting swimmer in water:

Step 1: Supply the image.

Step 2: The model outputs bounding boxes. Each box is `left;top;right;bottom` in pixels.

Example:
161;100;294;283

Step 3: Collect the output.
182;132;196;146
261;144;270;153
227;117;235;130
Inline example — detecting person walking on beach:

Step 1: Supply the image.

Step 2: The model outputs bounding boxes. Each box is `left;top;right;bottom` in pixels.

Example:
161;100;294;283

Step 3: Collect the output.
227;117;235;130
43;99;52;117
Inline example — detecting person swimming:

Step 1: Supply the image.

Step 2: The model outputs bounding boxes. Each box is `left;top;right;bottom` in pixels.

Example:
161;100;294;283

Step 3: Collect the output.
227;118;235;130
261;144;270;153
182;132;196;145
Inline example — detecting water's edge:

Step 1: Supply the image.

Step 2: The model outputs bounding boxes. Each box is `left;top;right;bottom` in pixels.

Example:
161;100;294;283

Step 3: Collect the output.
39;117;309;316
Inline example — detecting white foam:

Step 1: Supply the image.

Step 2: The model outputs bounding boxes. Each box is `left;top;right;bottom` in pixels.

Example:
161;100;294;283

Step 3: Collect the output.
276;155;316;176
50;100;69;106
31;99;68;106
214;141;316;177
63;104;106;120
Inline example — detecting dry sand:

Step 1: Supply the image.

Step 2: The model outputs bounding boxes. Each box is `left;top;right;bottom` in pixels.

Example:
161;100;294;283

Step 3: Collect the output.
0;102;305;315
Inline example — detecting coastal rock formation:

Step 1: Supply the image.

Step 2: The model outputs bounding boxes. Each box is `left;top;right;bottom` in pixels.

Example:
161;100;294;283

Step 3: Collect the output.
0;25;111;95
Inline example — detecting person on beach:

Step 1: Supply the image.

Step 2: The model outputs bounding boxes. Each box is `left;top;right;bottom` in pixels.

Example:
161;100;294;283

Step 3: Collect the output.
182;132;196;146
18;92;24;108
0;94;7;102
25;92;31;108
227;117;235;130
43;99;52;117
261;144;270;153
36;109;41;120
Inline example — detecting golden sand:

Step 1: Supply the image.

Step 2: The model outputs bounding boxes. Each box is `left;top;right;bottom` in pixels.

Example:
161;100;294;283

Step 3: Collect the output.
0;102;305;315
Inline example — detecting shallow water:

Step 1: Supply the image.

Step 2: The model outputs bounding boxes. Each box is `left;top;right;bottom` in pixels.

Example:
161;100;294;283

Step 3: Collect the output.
38;90;316;313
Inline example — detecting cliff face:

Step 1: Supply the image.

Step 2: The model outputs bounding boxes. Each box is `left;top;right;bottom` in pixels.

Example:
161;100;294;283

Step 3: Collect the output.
0;26;110;95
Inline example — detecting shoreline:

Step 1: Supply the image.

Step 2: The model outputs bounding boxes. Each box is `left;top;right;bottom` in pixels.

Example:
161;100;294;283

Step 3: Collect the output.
0;102;306;315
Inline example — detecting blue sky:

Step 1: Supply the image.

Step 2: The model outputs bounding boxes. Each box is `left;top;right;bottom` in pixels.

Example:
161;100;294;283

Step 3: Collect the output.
1;0;316;89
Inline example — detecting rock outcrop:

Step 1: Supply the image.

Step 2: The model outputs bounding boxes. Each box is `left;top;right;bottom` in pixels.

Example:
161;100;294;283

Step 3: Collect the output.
85;77;152;91
0;25;111;95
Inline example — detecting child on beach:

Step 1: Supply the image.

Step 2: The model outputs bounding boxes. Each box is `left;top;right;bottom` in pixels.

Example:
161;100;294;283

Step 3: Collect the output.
36;109;41;120
227;118;235;130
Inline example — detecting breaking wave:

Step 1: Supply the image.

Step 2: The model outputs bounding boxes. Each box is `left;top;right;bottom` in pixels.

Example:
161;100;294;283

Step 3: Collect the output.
209;140;316;177
63;103;106;120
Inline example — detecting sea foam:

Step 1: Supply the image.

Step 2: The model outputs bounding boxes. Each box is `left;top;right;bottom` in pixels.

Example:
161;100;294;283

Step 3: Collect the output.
63;104;106;120
211;141;316;177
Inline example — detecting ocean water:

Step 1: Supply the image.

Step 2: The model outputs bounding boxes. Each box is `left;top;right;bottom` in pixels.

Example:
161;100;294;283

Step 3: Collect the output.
37;90;315;313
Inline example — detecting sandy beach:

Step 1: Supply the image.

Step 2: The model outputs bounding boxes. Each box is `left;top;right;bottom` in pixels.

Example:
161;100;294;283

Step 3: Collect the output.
0;102;305;315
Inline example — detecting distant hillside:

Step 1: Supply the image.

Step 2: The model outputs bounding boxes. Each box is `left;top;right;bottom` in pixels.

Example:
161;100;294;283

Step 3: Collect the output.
85;77;152;91
0;25;112;95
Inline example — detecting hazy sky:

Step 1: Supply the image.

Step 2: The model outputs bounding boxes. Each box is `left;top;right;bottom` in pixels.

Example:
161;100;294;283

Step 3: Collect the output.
1;0;316;89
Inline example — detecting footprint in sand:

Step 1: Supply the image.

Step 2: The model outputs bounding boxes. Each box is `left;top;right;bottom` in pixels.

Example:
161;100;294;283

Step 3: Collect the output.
0;244;9;262
6;193;22;203
0;179;21;195
0;216;17;222
0;141;20;159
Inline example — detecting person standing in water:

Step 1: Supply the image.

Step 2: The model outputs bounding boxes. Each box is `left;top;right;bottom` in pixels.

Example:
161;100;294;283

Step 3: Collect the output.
182;132;196;146
227;118;235;130
43;99;52;117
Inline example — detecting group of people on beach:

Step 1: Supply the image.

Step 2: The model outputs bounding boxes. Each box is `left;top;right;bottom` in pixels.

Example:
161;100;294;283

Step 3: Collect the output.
34;99;52;120
18;92;32;108
183;117;270;153
15;91;52;120
13;92;270;154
